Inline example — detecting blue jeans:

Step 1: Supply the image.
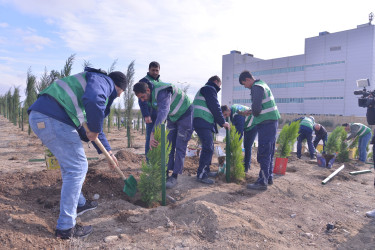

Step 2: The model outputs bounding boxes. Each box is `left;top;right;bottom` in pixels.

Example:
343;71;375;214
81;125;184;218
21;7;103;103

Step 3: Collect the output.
29;111;87;230
358;132;372;162
297;128;315;158
244;127;258;171
167;110;193;175
195;127;214;178
256;121;278;185
145;122;154;158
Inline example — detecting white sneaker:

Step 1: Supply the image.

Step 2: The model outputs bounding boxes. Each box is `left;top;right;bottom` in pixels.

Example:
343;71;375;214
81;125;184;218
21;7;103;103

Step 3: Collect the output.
366;209;375;218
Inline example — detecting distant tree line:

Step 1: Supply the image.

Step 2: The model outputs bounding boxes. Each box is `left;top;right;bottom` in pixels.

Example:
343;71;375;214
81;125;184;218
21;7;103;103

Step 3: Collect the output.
0;54;136;139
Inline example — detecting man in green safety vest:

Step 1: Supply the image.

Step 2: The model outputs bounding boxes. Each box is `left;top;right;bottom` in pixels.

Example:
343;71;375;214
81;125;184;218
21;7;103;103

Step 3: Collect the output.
193;75;230;184
28;67;127;239
239;70;280;190
133;80;193;189
343;123;372;165
294;116;316;160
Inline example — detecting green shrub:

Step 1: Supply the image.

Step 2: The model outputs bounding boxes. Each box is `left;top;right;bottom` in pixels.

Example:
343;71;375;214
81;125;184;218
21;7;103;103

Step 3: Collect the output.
337;128;349;162
138;125;171;207
276;121;299;158
326;126;346;155
229;124;245;182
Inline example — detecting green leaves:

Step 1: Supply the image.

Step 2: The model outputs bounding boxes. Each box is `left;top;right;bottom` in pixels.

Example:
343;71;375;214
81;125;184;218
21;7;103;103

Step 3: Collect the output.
276;121;299;158
229;124;245;182
138;125;171;207
326;126;346;155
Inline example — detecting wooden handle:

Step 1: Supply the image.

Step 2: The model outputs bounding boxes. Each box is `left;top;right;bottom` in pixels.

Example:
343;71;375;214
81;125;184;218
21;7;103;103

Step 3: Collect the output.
82;123;126;180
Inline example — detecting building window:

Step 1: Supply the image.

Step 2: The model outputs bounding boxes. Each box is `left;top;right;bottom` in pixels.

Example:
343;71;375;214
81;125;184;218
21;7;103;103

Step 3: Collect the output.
330;46;341;51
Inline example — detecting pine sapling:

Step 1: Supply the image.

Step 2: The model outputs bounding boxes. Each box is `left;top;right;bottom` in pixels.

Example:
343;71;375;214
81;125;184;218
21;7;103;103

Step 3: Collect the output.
138;125;171;207
276;121;299;158
229;124;245;182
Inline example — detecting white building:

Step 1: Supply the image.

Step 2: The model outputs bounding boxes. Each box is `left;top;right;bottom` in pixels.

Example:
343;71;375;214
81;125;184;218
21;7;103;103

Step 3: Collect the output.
222;22;375;117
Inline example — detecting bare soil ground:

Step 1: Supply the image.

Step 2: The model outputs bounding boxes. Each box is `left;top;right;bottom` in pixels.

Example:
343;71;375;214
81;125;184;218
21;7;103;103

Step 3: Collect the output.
1;116;375;249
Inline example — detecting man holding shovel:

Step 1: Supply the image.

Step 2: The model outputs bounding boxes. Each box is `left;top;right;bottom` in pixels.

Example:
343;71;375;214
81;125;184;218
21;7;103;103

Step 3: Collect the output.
133;79;193;189
28;67;127;239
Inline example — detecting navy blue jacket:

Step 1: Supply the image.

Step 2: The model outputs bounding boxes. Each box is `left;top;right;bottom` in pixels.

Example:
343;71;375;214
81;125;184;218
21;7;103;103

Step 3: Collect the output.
28;69;117;153
193;81;226;133
138;73;158;122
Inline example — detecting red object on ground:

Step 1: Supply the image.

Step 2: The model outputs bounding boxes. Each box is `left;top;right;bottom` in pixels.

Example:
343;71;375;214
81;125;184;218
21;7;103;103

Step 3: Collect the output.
274;157;288;175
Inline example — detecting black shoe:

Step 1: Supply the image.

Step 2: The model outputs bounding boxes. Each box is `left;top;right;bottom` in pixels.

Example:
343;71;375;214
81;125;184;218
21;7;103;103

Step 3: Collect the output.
166;176;178;189
310;156;317;160
297;156;301;159
268;179;273;185
247;182;267;190
77;200;98;216
207;171;218;177
55;224;93;239
197;176;215;184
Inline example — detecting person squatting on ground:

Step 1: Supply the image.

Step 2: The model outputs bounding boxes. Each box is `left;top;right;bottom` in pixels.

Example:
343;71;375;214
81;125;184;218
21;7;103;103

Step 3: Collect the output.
137;61;160;159
193;75;230;184
313;123;328;153
221;104;257;172
28;67;127;239
342;123;372;165
294;116;316;160
239;71;280;190
133;80;193;189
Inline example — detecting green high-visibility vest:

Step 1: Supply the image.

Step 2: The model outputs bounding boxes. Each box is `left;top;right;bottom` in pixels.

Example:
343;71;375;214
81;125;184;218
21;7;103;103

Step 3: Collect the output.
246;80;280;128
352;123;371;138
193;86;215;124
245;114;256;131
150;81;191;122
300;117;314;129
39;73;87;127
231;104;250;116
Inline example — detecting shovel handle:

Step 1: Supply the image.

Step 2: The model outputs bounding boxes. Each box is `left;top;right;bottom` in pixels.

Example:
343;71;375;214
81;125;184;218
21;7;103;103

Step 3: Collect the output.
82;123;126;180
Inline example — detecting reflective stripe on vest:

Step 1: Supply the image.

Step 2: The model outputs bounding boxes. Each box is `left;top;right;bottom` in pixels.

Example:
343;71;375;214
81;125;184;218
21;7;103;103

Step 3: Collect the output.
352;123;371;137
151;81;190;122
38;73;87;126
246;81;280;128
300;117;314;129
193;88;214;124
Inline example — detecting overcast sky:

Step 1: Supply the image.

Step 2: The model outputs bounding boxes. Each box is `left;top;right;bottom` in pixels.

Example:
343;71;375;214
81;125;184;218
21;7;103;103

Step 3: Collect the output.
0;0;374;105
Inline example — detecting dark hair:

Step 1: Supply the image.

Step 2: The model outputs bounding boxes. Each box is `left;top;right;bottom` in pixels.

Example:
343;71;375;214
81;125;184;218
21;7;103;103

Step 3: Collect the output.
133;82;149;94
221;105;229;113
149;61;160;69
108;71;127;90
239;71;253;85
342;123;349;127
208;75;221;83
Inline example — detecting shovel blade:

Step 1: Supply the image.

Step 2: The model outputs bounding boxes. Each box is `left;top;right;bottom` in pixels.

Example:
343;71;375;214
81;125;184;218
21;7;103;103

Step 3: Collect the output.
123;175;137;197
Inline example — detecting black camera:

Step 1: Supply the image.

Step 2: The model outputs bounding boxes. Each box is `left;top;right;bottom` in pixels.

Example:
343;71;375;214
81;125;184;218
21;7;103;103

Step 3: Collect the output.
354;79;375;108
354;79;375;125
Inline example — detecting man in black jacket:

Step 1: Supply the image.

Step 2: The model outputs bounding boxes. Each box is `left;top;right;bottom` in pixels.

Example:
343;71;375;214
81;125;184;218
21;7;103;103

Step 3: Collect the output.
313;123;327;153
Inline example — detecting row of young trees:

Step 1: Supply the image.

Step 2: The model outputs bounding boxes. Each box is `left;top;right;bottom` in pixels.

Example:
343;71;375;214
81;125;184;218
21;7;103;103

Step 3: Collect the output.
0;54;136;139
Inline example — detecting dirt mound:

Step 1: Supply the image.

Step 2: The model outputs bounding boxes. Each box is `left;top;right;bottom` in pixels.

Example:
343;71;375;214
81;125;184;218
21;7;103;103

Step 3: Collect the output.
115;150;144;163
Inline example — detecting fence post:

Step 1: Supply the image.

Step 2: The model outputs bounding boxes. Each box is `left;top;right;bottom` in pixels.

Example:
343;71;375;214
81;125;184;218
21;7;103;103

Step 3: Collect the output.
225;118;231;183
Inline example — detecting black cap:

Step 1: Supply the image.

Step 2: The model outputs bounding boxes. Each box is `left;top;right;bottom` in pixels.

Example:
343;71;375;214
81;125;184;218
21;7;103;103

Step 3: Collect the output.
108;71;127;90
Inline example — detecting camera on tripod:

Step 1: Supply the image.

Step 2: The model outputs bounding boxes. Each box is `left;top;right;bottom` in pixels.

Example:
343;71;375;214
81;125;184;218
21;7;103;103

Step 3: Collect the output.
354;79;375;108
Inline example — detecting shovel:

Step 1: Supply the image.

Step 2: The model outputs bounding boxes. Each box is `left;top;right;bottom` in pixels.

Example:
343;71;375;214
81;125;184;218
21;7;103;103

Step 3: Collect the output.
82;123;137;197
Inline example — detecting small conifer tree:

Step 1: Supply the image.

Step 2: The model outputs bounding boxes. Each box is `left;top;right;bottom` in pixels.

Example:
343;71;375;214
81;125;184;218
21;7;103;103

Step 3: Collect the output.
229;124;245;182
325;126;344;155
337;127;349;162
138;125;171;207
276;121;299;158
